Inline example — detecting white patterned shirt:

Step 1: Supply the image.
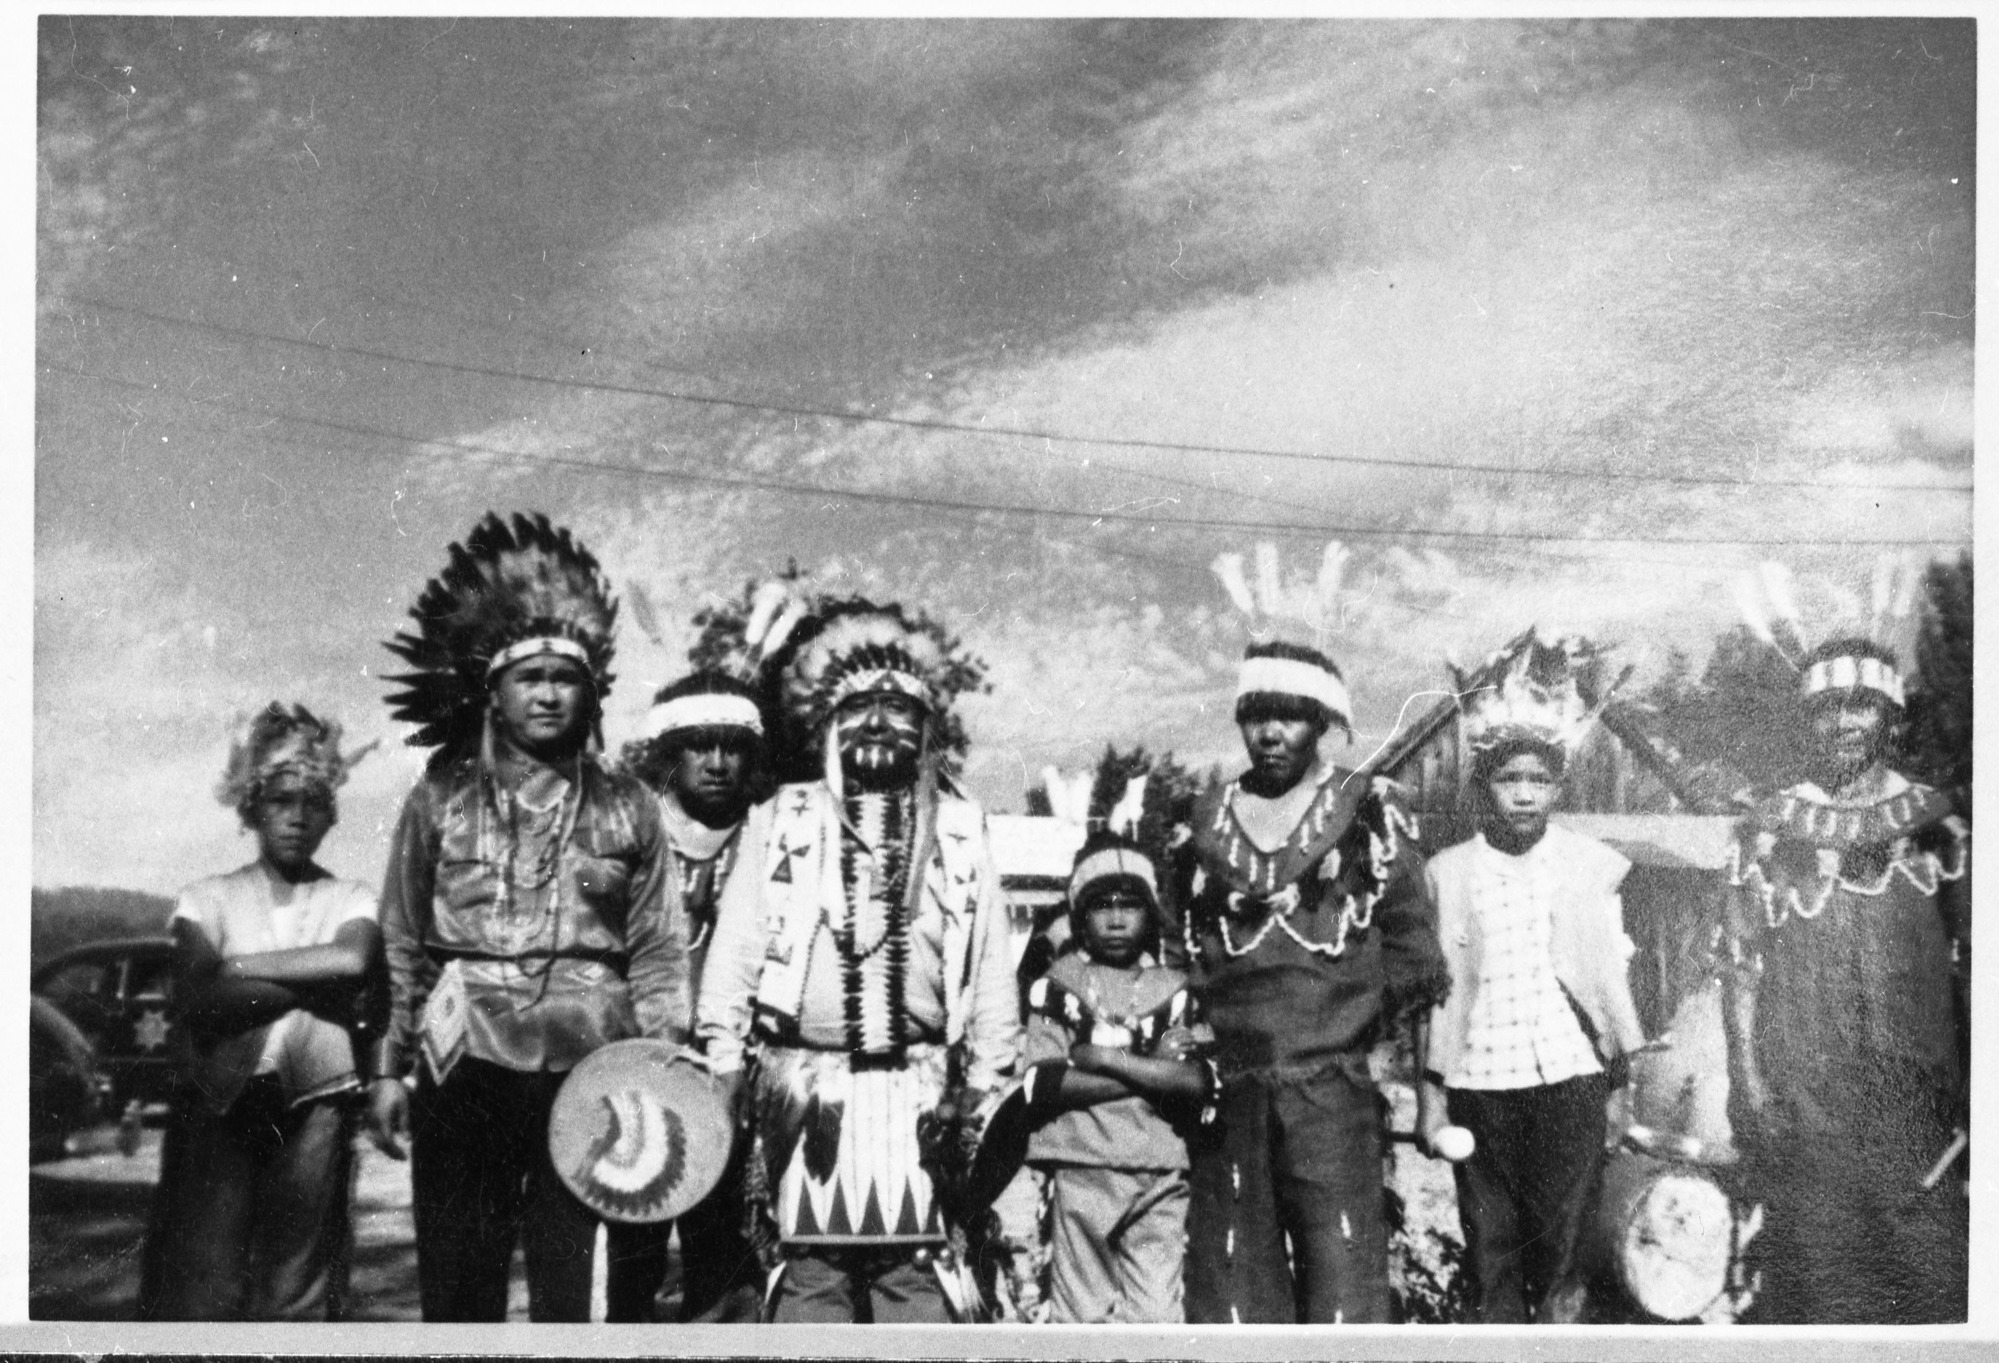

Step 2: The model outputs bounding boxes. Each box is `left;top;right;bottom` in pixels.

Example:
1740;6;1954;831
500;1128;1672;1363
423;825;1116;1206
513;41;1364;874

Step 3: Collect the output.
1446;833;1603;1091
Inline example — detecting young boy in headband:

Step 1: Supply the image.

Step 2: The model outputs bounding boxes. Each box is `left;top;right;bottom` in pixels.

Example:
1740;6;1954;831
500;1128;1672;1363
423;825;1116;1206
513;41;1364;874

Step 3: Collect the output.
1021;833;1213;1323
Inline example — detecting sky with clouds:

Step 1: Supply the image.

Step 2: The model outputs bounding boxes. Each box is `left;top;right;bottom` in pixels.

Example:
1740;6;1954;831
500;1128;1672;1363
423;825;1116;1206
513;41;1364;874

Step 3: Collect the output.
36;16;1974;896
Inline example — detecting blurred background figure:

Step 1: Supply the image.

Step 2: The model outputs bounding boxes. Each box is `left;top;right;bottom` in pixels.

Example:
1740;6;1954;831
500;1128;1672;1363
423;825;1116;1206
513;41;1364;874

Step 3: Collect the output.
607;669;770;1322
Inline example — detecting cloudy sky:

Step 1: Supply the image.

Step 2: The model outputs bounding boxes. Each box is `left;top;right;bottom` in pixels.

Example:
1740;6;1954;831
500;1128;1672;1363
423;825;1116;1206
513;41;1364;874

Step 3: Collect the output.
35;16;1974;897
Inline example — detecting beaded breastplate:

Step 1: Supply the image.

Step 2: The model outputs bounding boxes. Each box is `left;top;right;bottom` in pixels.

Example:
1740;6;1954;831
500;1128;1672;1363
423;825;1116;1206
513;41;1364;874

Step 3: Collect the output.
1184;771;1417;962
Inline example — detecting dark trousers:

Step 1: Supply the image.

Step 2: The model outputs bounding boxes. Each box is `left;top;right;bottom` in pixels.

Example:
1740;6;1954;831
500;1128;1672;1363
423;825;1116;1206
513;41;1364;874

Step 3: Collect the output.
139;1079;355;1321
767;1247;954;1323
410;1057;651;1322
1185;1066;1391;1324
602;1139;764;1323
1447;1073;1609;1324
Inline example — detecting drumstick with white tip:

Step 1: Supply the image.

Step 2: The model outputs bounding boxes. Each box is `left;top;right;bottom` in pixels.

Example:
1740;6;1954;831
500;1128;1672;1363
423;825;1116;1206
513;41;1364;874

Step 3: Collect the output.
1389;1126;1476;1162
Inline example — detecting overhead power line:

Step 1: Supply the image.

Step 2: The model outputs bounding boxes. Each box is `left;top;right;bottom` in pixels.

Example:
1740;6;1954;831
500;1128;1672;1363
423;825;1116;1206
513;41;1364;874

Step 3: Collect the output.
56;293;1971;496
40;360;1971;551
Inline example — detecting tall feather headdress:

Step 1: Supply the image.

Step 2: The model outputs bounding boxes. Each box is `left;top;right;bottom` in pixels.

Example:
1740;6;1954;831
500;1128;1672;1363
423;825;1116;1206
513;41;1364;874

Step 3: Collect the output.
774;599;953;800
384;512;618;758
782;603;947;738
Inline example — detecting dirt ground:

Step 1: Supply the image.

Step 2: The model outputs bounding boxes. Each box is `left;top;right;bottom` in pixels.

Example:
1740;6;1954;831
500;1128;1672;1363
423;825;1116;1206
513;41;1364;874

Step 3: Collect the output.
33;1101;1461;1325
32;1071;1732;1325
29;1118;517;1322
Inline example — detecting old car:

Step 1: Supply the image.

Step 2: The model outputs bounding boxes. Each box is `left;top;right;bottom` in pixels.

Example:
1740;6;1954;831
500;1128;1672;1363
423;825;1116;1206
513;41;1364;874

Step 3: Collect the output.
32;936;182;1115
29;994;109;1161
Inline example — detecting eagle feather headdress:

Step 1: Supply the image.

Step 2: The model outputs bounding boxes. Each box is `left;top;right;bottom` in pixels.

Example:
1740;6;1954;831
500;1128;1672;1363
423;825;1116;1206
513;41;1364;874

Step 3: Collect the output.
384;512;618;759
782;604;948;738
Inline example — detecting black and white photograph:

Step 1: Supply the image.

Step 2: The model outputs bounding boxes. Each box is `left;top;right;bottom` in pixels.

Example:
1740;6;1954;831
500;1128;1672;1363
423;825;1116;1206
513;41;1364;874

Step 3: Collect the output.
26;12;1980;1346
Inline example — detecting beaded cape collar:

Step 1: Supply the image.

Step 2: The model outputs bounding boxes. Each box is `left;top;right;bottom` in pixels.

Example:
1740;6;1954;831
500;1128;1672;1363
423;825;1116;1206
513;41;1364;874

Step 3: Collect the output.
1731;776;1968;930
1189;768;1367;898
1744;778;1957;851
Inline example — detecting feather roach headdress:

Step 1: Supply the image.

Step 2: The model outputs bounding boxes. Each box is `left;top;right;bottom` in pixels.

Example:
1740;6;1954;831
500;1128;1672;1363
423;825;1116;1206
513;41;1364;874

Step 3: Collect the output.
1212;540;1355;732
216;701;374;822
384;512;618;758
1732;555;1921;711
1451;629;1614;766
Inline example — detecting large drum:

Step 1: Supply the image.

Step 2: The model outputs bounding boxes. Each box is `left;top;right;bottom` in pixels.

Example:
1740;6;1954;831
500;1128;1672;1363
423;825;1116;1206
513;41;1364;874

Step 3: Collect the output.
547;1038;732;1224
1587;1139;1734;1322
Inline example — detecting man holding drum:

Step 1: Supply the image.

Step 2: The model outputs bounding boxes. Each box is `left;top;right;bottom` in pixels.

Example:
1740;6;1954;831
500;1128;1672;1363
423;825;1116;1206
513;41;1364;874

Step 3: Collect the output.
606;669;770;1322
365;512;691;1322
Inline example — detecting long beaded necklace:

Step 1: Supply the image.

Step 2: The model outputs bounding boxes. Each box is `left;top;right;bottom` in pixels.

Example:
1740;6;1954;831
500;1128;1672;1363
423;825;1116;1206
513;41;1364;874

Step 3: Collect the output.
486;756;582;961
828;789;914;1054
827;791;911;960
676;830;741;952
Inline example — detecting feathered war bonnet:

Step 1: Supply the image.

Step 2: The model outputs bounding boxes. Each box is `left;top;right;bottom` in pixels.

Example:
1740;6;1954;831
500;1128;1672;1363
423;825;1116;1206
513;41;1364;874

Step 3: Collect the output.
1732;556;1921;714
384;512;618;766
762;595;949;797
1212;540;1355;735
1450;629;1612;779
216;701;372;826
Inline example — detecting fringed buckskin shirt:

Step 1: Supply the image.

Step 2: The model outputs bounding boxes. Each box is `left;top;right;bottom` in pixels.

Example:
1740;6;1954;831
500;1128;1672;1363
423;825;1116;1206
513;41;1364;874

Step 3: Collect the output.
1181;767;1448;1080
375;753;690;1079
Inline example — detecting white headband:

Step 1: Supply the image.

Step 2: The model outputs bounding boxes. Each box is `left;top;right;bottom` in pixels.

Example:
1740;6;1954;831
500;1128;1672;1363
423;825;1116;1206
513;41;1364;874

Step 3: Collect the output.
646;692;764;740
827;668;931;714
488;635;591;679
1803;655;1905;708
1069;847;1159;909
1237;655;1352;726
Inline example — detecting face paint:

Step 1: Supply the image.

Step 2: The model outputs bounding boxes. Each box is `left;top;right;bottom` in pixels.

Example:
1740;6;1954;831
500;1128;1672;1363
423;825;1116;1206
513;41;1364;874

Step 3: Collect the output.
834;692;924;790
